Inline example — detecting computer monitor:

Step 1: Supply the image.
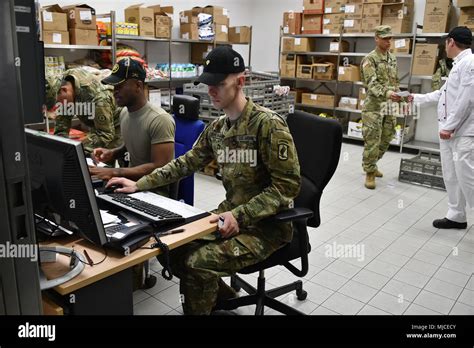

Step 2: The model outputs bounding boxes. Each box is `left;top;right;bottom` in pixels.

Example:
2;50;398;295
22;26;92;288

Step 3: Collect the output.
25;129;107;246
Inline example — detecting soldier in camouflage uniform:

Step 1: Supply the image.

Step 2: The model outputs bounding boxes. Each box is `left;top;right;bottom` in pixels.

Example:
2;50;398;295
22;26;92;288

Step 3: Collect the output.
431;58;452;91
107;46;301;315
45;68;122;154
360;25;401;189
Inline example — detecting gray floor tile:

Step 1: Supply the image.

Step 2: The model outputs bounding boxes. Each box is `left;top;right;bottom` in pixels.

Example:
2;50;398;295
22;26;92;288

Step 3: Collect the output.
403;259;439;277
368;292;410;315
338;280;379;303
450;301;474;315
322;292;365;315
458;289;474;307
311;306;341;315
357;305;391;315
365;259;401;278
309;270;349;291
394;268;431;289
413;249;447;267
153;283;182;309
424;278;464;301
134;297;172;315
422;241;454;257
413;290;455;315
352;269;391;290
272;294;319;315
433;268;470;288
376;250;410;267
301;281;335;305
404;303;442;315
381;279;422;303
325;259;361;279
442;258;473;276
133;290;151;305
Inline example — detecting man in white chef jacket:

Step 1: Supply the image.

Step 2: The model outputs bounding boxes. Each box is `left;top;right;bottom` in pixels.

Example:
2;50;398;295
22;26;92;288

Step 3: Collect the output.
411;27;473;230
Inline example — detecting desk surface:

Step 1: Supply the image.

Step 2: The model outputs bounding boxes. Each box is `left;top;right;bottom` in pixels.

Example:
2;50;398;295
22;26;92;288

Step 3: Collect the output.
41;214;217;295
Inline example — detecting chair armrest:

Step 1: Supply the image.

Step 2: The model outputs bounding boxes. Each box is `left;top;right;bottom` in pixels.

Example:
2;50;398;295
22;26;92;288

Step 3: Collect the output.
271;208;313;223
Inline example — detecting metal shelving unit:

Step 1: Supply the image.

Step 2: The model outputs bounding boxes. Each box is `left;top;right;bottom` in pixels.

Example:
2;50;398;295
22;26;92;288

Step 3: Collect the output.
44;44;111;50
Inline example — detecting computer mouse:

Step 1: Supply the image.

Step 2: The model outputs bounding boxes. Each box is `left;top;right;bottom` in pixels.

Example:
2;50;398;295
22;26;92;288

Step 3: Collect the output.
103;184;123;194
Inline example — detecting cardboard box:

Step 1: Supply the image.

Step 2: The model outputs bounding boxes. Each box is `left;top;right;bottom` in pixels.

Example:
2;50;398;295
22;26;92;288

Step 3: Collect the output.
363;3;383;18
283;12;302;35
293;37;315;51
69;29;97;45
296;56;314;78
313;62;336;80
303;0;325;13
457;0;474;7
381;1;414;33
338;64;360;81
302;14;323;33
229;26;251;43
180;10;198;24
215;25;229;42
344;3;364;19
280;54;297;78
289;88;308;103
343;18;362;33
325;0;347;14
329;39;350;52
391;38;412;54
180;23;199;40
459;7;474;30
323;14;344;34
362;17;381;32
412;44;439;75
43;31;69;45
155;13;172;38
191;43;214;64
390;126;410;145
301;93;336;108
282;37;295;52
115;22;139;35
348;121;363;138
423;0;451;33
203;5;228;17
41;5;67;32
125;4;155;37
62;4;96;30
339;97;358;109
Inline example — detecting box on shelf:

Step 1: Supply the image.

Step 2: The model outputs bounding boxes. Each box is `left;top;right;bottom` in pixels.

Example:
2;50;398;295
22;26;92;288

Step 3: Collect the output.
343;18;362;33
391;38;412;54
115;22;139;35
191;43;214;64
339;97;358;109
282;37;295;52
329;39;350;52
151;6;173;39
296;56;314;79
303;0;325;13
280;54;297;78
203;5;228;17
459;7;474;30
412;44;439;75
457;0;474;7
215;24;229;41
302;13;323;33
323;14;344;34
338;64;360;81
41;5;67;32
344;3;364;19
180;10;198;24
229;26;251;43
358;87;367;110
362;3;383;18
289;88;308;103
381;0;414;33
43;31;69;45
390;126;410;145
324;0;347;14
62;4;96;30
313;62;336;80
293;37;315;52
362;17;381;32
125;4;155;37
69;29;98;45
423;0;451;33
347;121;363;138
180;23;199;40
283;12;302;35
301;93;336;108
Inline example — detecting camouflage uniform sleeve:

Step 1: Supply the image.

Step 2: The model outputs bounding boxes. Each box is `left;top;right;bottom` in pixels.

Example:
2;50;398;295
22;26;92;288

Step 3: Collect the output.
231;116;301;227
136;122;215;191
361;57;395;99
82;95;116;153
54;114;72;138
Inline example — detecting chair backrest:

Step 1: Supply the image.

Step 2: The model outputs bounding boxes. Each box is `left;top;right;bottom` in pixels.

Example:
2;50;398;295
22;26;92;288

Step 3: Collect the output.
286;110;342;227
172;95;205;205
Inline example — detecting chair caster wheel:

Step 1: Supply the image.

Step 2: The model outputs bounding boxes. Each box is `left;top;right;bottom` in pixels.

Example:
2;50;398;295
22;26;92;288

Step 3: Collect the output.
143;275;157;289
297;290;307;301
230;277;241;292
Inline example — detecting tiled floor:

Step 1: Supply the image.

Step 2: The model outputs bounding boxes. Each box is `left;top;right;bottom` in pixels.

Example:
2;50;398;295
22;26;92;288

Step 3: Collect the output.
133;143;474;315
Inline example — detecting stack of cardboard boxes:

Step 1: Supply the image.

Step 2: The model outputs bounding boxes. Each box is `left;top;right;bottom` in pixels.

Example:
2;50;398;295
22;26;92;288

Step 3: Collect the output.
124;5;155;37
151;6;174;39
343;1;363;33
381;0;414;34
229;26;251;43
422;0;451;33
458;0;474;30
180;8;199;40
180;6;230;41
362;1;382;33
302;0;324;34
41;4;99;45
323;0;346;34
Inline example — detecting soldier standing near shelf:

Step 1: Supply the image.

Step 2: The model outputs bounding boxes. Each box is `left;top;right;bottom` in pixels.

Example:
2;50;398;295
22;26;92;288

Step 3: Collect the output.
45;67;122;154
360;25;401;189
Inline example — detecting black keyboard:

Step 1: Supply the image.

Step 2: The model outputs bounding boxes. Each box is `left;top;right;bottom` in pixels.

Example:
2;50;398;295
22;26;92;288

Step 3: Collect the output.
108;194;183;220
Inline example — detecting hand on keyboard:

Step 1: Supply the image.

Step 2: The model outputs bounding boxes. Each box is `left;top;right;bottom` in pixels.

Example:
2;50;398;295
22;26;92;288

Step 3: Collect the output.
107;177;138;193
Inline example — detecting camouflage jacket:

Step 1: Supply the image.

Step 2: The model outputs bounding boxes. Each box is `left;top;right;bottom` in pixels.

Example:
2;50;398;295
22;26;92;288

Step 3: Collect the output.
136;99;301;249
432;59;452;91
361;49;400;112
53;68;122;153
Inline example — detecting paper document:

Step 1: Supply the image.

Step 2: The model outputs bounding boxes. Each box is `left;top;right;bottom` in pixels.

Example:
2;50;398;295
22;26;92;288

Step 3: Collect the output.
395;91;411;97
86;157;107;168
100;210;121;225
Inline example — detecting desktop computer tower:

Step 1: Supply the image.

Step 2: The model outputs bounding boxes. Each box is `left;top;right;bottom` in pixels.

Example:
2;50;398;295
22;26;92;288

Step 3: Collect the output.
0;0;42;314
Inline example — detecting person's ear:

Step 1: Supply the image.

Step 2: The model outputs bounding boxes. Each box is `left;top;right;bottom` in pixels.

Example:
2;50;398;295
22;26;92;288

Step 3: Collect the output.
237;75;245;88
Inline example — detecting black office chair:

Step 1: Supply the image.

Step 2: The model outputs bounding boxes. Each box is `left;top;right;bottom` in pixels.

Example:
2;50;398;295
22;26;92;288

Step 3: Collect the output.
216;110;342;315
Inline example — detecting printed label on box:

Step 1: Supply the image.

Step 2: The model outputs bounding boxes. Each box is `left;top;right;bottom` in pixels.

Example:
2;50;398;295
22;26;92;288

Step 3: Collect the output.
339;67;345;74
345;5;355;13
330;42;339;51
80;10;92;21
284;26;289;34
236;27;241;33
289;12;294;19
53;33;62;43
43;11;53;22
222;25;228;33
223;9;228;16
324;18;331;24
395;39;406;48
310;94;317;100
182;32;189;39
295;38;301;45
323;29;330;34
325;7;332;13
344;20;354;27
181;16;189;24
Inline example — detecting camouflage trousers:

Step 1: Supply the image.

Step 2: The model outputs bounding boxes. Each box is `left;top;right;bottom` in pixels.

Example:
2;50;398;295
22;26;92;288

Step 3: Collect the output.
160;232;283;315
362;112;396;173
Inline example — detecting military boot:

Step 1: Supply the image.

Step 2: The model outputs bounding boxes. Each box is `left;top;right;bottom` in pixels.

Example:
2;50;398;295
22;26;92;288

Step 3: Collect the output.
365;173;376;189
374;169;383;178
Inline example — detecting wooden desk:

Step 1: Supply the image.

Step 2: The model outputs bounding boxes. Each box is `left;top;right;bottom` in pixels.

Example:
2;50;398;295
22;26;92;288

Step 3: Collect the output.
41;214;217;314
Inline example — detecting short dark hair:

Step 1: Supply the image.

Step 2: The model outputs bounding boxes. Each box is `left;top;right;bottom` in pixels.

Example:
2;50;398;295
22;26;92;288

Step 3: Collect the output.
453;41;471;50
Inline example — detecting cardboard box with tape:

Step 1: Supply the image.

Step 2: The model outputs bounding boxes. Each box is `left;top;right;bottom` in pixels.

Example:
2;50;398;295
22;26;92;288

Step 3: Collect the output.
391;38;412;54
303;0;325;13
313;62;337;80
41;4;67;32
412;44;439;76
324;0;347;14
191;43;214;64
280;54;297;78
283;12;302;35
344;3;364;19
296;56;314;79
301;93;336;108
459;7;474;30
180;23;199;40
282;37;295;52
329;40;350;52
150;6;173;39
302;13;323;33
229;26;251;43
62;4;96;30
338;64;361;81
423;0;451;33
43;30;69;45
323;13;344;34
293;37;315;52
343;18;362;33
125;4;155;37
339;97;359;110
69;28;97;45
